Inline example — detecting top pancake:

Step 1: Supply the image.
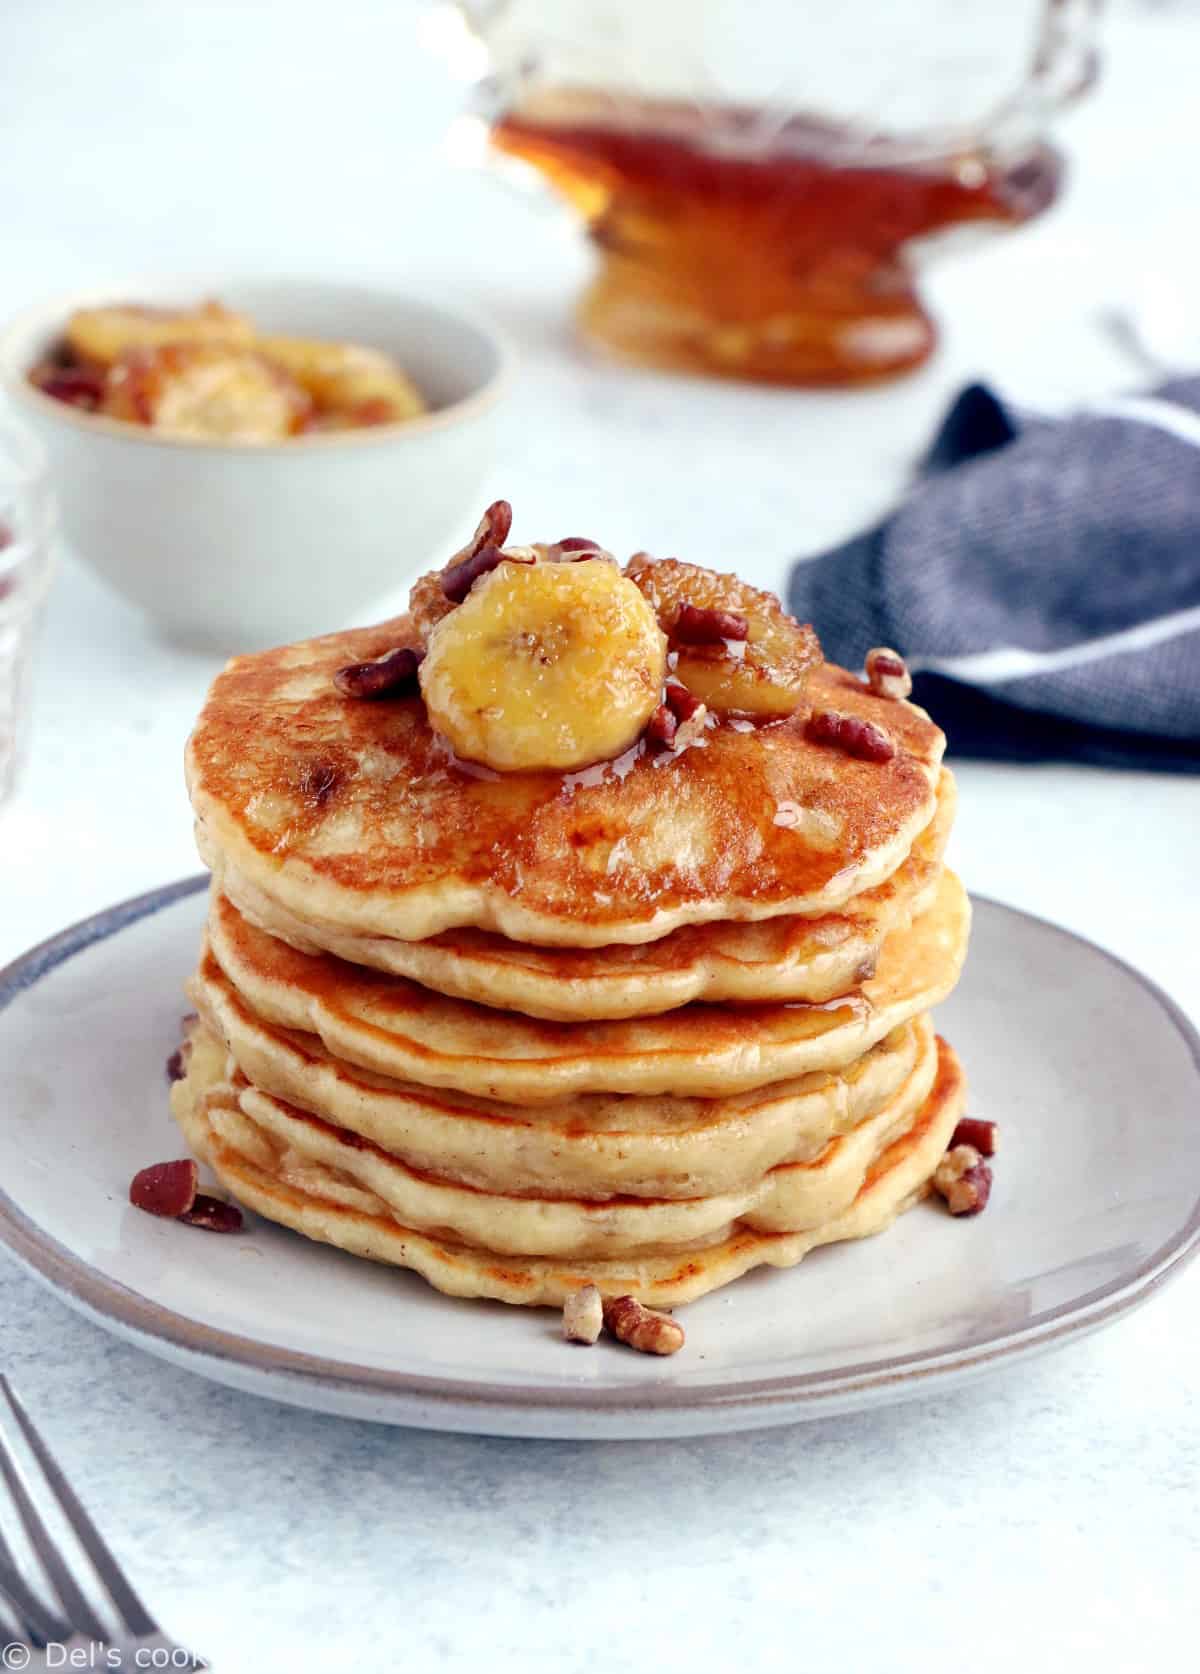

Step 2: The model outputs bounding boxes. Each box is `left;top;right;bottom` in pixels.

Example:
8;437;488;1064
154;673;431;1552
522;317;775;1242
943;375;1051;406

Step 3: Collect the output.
187;615;945;947
210;769;955;1019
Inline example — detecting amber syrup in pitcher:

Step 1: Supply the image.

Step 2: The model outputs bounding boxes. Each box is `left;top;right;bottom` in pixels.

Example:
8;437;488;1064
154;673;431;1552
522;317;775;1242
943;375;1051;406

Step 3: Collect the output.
492;95;1061;385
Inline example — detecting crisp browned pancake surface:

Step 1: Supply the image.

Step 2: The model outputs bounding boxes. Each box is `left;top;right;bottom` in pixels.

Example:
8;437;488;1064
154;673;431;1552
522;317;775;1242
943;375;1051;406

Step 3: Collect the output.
187;616;945;946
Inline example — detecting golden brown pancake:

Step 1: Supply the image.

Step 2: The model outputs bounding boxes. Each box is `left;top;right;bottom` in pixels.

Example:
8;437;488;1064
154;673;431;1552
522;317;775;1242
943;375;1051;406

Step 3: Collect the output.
199;870;969;1102
172;1027;966;1307
211;769;955;1020
187;619;945;947
195;949;929;1198
178;1016;937;1256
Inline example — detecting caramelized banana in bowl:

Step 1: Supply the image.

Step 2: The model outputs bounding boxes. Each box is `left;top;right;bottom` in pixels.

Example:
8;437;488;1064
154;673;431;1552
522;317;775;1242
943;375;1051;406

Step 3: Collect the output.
0;279;513;646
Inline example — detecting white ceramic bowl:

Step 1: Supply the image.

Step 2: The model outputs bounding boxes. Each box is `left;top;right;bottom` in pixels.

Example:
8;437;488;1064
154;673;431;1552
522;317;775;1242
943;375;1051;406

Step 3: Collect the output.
0;278;513;648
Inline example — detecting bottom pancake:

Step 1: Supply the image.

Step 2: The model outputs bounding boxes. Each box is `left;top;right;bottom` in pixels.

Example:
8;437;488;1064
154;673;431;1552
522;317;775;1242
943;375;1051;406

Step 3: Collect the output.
171;1030;966;1308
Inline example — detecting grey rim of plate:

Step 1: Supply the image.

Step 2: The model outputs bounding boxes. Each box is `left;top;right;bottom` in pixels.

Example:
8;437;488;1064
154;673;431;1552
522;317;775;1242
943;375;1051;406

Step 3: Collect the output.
0;876;1199;1434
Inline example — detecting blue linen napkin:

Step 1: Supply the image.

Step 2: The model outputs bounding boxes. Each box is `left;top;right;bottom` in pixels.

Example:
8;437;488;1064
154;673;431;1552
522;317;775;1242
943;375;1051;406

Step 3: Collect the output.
787;380;1200;770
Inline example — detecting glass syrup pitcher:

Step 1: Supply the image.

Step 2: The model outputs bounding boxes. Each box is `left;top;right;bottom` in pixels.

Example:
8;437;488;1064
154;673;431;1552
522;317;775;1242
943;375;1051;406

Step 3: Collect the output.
453;0;1100;385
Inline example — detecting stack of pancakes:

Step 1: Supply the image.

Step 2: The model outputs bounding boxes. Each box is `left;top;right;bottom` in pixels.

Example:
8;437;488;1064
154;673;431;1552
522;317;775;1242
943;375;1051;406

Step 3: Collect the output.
174;623;969;1308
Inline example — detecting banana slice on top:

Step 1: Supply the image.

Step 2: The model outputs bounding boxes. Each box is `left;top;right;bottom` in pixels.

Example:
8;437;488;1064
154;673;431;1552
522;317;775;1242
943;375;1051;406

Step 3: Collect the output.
420;558;668;772
65;301;253;367
626;555;821;717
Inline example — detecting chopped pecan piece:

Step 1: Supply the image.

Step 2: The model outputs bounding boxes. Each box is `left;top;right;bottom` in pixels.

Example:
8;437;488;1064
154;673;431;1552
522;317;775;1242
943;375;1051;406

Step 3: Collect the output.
441;543;506;603
180;1194;244;1232
804;709;896;763
562;1283;604;1345
130;1160;198;1219
933;1145;993;1216
409;501;515;642
333;645;424;699
662;681;708;747
439;499;513;601
465;499;513;559
664;681;703;722
602;1295;685;1356
674;702;708;750
950;1117;998;1157
644;703;678;749
865;646;913;701
673;603;749;644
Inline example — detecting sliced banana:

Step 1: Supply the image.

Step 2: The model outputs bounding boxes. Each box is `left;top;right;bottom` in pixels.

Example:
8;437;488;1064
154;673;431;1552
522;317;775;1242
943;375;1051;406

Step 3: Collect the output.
65;301;253;367
419;558;668;772
258;336;426;425
626;554;821;717
101;344;311;441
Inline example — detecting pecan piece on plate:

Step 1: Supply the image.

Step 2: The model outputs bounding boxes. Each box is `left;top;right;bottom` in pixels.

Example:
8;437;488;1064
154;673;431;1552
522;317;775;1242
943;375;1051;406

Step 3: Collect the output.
130;1160;198;1219
562;1284;604;1345
933;1145;993;1216
179;1194;244;1233
602;1295;685;1356
950;1117;998;1157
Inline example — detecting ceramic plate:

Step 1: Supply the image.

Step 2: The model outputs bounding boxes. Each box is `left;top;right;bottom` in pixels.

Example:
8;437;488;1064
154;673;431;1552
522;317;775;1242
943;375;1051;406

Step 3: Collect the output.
1;880;1198;1439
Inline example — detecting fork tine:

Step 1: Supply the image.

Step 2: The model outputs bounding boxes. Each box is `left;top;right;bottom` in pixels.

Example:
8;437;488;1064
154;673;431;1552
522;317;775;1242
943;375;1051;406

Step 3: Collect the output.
0;1378;117;1642
0;1601;23;1650
8;1381;164;1639
0;1432;108;1644
0;1530;69;1649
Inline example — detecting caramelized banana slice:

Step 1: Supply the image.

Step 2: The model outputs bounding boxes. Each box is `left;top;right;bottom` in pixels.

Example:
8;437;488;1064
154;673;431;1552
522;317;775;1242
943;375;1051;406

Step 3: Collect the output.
101;343;312;441
626;554;821;717
65;301;252;367
258;336;426;425
420;559;667;772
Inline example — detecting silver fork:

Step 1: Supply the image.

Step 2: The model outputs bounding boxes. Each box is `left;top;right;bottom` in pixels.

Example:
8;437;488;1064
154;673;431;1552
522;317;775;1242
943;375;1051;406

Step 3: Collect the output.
0;1376;204;1668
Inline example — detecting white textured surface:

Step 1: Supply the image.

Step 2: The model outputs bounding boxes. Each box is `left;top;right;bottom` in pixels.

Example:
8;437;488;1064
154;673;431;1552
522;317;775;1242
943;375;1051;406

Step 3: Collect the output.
0;3;1198;1671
